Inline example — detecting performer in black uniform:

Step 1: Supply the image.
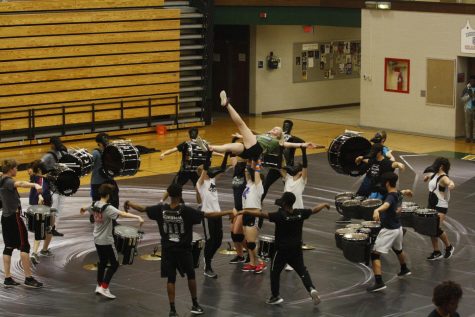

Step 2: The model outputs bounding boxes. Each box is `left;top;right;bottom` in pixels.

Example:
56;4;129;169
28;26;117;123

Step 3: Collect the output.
124;183;234;317
240;192;329;305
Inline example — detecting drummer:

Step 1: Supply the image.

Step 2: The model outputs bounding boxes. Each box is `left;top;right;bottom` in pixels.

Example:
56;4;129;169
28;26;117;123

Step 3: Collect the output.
0;159;43;288
367;172;411;293
124;183;234;317
80;183;144;299
41;136;67;237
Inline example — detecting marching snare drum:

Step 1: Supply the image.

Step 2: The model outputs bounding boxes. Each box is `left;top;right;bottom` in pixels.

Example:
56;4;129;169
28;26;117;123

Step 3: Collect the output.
114;225;141;265
335;192;354;215
327;133;371;177
47;164;80;196
361;221;381;243
192;232;204;268
360;199;383;221
413;208;439;237
26;205;53;240
102;142;141;177
335;228;357;250
400;205;418;228
342;232;370;263
59;148;93;177
258;234;276;261
346;223;363;230
341;199;361;219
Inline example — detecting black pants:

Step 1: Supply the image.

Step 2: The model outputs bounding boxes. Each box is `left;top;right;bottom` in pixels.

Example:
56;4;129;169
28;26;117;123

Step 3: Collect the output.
95;244;119;285
174;170;199;187
271;248;315;297
203;217;223;269
261;168;282;201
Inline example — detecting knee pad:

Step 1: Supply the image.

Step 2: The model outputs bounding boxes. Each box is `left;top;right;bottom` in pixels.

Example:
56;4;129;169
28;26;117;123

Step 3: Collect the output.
231;233;244;243
247;242;257;251
3;247;13;256
371;253;381;261
437;228;444;237
392;248;402;255
20;245;30;254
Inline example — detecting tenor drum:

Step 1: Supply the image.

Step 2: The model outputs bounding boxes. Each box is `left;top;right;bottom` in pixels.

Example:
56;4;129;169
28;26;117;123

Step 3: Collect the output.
342;233;370;263
361;221;381;243
360;199;383;221
346;223;363;230
335;228;356;250
47;165;80;196
341;199;361;219
335;192;354;215
25;205;53;240
59;148;93;177
102;142;141;177
114;225;140;265
413;208;439;237
400;205;418;228
258;234;276;261
192;232;204;268
327;133;371;177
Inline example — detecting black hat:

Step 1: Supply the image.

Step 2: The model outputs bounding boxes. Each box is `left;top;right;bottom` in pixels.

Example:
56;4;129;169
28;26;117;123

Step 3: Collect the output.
275;192;296;208
371;132;383;143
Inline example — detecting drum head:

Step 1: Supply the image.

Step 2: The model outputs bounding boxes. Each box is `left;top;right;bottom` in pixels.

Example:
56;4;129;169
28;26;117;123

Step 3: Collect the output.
328;133;371;177
415;208;438;216
345;223;363;229
342;199;361;207
102;145;122;177
115;225;139;238
335;228;356;235
26;205;51;215
57;169;80;196
361;221;381;228
361;199;382;208
335;192;354;200
343;232;368;241
259;234;275;242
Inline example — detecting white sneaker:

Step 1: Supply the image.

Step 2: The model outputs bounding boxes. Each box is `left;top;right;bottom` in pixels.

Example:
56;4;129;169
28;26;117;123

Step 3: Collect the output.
95;285;101;294
285;264;294;271
97;286;116;299
220;90;228;106
310;288;321;305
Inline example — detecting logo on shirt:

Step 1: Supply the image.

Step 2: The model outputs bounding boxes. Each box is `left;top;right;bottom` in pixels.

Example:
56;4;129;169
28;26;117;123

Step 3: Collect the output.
162;210;185;242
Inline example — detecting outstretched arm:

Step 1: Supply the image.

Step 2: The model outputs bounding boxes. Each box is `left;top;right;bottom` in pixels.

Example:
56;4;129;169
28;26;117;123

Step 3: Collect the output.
440;175;455;190
301;147;308;181
160;147;178;160
391;161;405;171
124;200;147;213
204;209;234;218
240;209;269;219
355;156;369;165
311;203;330;214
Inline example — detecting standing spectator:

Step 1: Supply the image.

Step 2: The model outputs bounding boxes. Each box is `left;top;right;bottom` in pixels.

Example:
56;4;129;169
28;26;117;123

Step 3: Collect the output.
461;75;475;143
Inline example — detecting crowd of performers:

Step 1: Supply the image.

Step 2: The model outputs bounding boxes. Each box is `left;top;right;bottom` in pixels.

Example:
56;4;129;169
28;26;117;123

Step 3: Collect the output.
0;90;458;317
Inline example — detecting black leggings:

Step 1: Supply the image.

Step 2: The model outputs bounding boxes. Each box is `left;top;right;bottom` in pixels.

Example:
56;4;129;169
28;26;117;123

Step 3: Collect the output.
95;244;119;285
203;218;223;269
271;248;315;297
261;168;282;201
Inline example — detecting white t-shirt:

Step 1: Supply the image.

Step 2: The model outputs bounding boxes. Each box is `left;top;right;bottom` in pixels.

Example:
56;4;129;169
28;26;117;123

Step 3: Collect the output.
284;174;307;209
196;178;221;212
428;173;450;208
242;181;264;210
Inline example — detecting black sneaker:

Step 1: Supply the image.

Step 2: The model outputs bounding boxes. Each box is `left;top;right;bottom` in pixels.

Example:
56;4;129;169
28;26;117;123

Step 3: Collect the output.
427;251;443;261
266;295;284;305
204;268;218;279
335;216;352;223
397;267;412;277
169;311;179;317
444;245;455;259
52;229;64;237
24;277;43;288
4;277;20;288
366;282;386;292
190;304;204;314
229;255;245;264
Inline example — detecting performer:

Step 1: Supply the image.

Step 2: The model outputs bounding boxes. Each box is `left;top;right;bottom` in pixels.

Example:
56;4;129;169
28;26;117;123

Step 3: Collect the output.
424;157;455;260
371;131;395;161
124;183;234;317
428;280;462;317
28;160;54;264
196;151;227;278
41;136;67;236
229;156;248;264
282;119;306;167
239;192;329;305
367;172;411;292
80;184;144;299
202;90;319;160
0;159;43;288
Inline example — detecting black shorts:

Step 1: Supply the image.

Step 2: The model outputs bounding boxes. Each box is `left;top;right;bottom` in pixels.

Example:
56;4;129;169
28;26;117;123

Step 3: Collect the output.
1;213;30;253
243;214;257;227
435;206;448;214
161;248;195;279
239;143;263;161
174;171;199;187
233;185;245;211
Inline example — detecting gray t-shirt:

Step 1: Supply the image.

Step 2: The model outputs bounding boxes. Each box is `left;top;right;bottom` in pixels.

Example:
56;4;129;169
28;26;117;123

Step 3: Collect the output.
0;177;21;217
91;149;109;185
90;201;120;245
41;151;63;172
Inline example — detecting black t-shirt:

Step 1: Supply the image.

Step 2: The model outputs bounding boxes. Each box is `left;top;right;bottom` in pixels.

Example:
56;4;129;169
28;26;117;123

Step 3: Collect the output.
427;309;460;317
146;203;204;250
176;141;206;171
380;192;401;229
268;208;312;249
366;157;394;193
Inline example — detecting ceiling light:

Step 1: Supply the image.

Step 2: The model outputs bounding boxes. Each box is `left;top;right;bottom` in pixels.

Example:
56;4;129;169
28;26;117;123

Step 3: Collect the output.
377;2;391;10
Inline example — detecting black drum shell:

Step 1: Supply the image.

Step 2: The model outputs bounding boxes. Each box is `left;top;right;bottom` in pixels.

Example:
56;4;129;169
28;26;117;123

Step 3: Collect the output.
360;199;383;221
102;143;141;177
400;206;417;228
59;149;93;177
26;206;52;241
335;228;356;250
47;166;80;196
328;133;371;177
413;209;439;237
114;225;139;265
342;233;370;263
335;192;354;215
341;199;361;219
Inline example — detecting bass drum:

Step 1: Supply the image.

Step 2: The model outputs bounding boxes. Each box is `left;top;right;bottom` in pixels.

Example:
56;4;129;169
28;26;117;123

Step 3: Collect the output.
102;142;141;177
59;148;93;177
47;165;80;196
328;133;371;177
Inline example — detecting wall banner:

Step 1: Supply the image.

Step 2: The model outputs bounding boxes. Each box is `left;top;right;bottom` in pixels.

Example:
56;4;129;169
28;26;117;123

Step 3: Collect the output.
461;20;475;54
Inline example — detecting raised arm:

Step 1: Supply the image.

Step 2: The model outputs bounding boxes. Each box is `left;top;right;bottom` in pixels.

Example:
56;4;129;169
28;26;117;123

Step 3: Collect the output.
14;180;42;192
355;156;369;165
391;161;405;171
301;147;308;180
440;175;455;190
311;203;330;214
254;160;262;185
197;152;212;187
160;147;178;160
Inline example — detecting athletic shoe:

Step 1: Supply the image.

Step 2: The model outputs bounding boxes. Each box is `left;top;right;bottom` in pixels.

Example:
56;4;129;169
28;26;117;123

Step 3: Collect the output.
24;277;43;288
266;295;284;305
204;268;218;279
241;264;256;272
97;286;116;299
285;264;294;271
4;277;20;288
51;229;64;237
427;251;443;261
40;249;54;257
169;311;179;317
229;255;245;264
335;216;352;223
195;137;208;152
30;253;40;265
397;267;412;277
254;262;267;274
190;304;204;314
366;282;386;293
310;288;321;305
220;90;229;106
444;245;455;259
245;255;250;263
95;285;101;294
